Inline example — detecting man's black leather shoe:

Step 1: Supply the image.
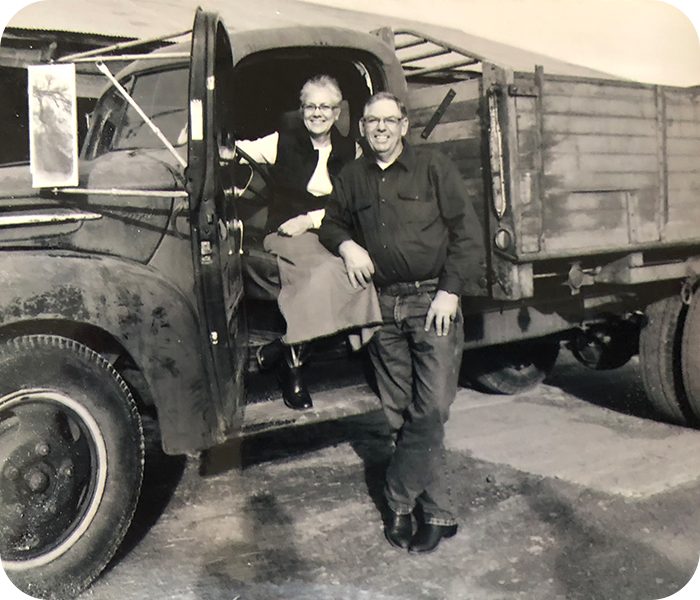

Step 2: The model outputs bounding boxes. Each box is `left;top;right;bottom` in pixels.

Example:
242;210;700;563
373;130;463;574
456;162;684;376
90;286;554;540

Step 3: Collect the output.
408;523;458;554
384;512;413;549
256;338;284;371
278;362;313;410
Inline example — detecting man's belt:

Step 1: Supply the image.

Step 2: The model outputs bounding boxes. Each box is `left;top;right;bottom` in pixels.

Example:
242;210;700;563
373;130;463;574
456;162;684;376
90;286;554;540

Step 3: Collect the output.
375;278;440;296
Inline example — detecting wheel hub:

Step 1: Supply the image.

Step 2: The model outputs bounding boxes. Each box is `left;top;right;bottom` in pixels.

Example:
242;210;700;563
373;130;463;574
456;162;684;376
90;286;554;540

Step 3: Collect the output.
0;391;100;563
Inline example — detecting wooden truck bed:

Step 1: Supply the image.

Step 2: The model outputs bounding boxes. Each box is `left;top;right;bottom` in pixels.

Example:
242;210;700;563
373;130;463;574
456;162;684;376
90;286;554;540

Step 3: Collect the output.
510;72;700;257
398;32;700;301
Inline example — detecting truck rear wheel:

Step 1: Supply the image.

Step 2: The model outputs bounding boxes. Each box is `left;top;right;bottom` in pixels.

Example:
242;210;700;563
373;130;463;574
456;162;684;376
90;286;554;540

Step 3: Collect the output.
639;296;693;425
465;339;560;395
0;335;144;599
681;289;700;420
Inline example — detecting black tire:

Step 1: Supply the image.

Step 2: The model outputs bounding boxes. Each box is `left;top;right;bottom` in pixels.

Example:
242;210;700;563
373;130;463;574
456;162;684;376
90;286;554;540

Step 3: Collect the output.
639;296;693;425
465;339;560;395
681;289;700;420
0;335;144;599
569;321;639;371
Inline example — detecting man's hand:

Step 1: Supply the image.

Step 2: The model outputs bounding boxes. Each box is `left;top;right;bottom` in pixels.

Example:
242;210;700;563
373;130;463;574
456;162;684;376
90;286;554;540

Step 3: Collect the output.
425;290;459;336
339;240;375;288
278;214;314;237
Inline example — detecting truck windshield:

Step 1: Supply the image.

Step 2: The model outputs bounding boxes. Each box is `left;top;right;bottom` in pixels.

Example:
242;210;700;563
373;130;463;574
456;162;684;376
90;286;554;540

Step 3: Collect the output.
114;68;188;151
85;67;188;159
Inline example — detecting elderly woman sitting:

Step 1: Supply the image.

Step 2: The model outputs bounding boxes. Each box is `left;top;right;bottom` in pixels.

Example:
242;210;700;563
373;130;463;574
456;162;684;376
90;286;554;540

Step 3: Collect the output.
234;74;380;410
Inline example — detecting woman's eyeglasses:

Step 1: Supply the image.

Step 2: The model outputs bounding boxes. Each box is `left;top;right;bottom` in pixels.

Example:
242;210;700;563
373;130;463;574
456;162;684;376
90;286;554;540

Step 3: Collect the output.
302;104;339;116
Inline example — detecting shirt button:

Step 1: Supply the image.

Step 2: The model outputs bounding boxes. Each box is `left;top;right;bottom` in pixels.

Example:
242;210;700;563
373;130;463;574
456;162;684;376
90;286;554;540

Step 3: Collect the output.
381;198;386;203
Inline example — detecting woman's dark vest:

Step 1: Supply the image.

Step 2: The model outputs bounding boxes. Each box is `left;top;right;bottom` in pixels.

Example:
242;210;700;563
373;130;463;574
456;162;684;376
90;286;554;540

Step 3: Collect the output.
267;125;355;232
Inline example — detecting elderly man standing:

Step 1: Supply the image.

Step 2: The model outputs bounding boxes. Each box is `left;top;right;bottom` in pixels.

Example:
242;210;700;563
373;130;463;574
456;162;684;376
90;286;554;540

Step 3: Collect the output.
318;92;485;553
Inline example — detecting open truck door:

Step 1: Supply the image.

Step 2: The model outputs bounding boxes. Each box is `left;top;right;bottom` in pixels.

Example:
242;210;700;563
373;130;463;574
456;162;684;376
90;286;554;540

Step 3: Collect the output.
187;8;247;438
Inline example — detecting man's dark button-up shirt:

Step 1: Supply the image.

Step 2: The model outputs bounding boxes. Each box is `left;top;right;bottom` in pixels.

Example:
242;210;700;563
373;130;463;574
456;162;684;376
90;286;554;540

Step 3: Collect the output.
318;143;486;296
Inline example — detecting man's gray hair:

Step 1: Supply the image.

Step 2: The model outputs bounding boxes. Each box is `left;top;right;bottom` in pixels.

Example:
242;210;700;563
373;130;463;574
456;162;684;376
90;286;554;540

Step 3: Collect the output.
363;92;408;119
300;75;343;105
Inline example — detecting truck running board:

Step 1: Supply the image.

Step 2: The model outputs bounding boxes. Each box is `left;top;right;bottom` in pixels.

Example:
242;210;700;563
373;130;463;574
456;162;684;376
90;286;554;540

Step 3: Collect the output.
240;383;381;437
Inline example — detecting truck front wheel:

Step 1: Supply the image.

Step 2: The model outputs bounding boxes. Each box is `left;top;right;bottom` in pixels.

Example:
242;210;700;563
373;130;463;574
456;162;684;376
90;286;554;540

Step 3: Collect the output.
0;335;144;599
639;296;693;425
464;339;560;395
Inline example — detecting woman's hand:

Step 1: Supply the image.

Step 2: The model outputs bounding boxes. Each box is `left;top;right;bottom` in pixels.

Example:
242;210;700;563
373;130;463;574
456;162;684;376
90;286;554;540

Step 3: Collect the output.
278;214;314;237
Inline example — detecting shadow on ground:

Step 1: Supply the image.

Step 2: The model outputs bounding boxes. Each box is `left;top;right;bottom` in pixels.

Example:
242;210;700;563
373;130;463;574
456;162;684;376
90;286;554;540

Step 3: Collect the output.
542;353;661;421
106;414;187;571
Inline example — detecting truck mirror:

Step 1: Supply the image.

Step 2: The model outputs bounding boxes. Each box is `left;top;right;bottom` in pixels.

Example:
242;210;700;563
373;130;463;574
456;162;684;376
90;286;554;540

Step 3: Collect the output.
27;63;79;188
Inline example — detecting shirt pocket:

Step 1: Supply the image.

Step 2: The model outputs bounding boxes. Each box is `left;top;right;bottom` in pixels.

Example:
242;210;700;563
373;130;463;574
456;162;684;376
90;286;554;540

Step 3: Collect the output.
397;188;438;224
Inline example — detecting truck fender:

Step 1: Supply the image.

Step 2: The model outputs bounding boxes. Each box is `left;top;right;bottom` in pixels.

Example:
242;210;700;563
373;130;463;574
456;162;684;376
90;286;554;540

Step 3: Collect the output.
0;250;219;455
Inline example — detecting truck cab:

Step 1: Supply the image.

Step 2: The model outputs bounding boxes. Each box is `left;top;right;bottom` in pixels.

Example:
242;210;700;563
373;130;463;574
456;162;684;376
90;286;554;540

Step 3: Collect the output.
0;9;407;597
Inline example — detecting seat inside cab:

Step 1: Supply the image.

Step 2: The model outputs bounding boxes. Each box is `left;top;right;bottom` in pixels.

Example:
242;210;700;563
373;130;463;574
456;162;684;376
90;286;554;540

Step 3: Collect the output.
222;47;380;244
229;48;377;142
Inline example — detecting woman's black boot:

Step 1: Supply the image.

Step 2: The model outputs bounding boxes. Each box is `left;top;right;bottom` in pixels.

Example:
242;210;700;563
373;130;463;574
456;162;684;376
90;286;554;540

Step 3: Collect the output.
256;337;285;371
278;344;312;410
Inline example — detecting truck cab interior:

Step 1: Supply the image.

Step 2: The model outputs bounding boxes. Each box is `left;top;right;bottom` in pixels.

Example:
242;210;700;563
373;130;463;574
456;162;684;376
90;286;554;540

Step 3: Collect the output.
224;47;378;245
219;45;382;340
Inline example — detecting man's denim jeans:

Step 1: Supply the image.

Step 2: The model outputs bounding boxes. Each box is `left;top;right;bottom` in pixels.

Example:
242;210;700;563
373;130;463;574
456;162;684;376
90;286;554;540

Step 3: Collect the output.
369;290;463;526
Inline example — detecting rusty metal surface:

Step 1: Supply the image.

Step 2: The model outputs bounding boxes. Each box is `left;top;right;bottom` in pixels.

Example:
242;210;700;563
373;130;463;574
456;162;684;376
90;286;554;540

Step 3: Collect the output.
0;250;219;455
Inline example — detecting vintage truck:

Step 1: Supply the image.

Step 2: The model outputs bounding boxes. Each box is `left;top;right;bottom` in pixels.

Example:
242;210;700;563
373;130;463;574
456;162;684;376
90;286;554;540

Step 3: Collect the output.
1;7;700;598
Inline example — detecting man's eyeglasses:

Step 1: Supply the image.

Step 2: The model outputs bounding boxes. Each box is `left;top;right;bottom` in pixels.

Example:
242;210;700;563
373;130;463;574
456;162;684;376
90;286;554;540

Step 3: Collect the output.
362;116;404;128
302;104;339;116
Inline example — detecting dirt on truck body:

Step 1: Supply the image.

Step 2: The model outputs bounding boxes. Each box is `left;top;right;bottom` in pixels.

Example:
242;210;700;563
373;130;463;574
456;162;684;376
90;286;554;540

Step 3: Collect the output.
1;7;700;598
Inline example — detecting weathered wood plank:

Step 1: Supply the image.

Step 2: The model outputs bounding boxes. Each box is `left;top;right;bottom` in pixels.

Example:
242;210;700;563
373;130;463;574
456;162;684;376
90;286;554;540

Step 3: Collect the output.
543;227;630;252
545;153;658;175
546;134;658;156
666;105;700;123
544;114;656;137
668;173;700;191
542;172;658;192
543;80;655;101
667;137;700;156
546;191;626;213
407;78;481;110
664;220;700;242
409;99;480;128
668;121;700;138
665;92;700;122
543;95;657;119
415;137;482;160
667;156;700;173
668;189;700;208
409;120;481;144
516;107;537;133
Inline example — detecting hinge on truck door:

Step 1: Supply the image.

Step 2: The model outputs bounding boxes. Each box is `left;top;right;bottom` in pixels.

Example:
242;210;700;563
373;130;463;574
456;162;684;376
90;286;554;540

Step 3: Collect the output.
508;83;539;97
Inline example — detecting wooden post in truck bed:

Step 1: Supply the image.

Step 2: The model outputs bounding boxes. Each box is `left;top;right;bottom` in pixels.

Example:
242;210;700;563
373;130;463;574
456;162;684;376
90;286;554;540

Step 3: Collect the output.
481;62;536;301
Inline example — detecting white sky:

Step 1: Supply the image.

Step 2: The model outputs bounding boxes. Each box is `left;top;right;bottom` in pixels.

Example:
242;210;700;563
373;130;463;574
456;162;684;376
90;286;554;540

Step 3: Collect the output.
0;0;699;85
304;0;700;85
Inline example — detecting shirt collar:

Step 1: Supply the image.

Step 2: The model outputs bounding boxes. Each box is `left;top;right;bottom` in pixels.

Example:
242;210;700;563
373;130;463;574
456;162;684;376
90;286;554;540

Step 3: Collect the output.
362;140;415;172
